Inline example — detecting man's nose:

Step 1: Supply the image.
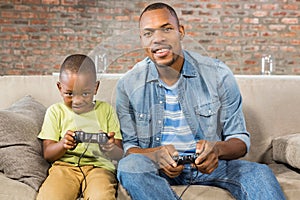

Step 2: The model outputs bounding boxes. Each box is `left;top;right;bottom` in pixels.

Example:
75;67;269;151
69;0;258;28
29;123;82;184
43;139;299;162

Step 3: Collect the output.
152;29;166;43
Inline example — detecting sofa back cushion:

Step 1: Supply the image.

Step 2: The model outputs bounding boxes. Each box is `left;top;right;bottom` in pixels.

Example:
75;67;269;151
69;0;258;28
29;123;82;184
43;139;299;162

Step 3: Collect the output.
236;76;300;163
1;75;300;164
0;95;50;191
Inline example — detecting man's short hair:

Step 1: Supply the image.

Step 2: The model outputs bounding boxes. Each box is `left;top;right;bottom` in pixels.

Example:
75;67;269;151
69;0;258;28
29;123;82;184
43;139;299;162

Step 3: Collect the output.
60;54;96;80
139;2;180;27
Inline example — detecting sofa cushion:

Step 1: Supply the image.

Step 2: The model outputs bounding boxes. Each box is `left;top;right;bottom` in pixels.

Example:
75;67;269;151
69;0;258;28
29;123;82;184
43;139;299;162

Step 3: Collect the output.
0;95;50;191
0;172;37;200
272;133;300;169
269;163;300;200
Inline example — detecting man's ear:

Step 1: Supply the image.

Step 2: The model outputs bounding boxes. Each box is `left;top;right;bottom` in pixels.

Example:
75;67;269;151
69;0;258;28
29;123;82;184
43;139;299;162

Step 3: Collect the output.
179;25;185;40
94;80;100;95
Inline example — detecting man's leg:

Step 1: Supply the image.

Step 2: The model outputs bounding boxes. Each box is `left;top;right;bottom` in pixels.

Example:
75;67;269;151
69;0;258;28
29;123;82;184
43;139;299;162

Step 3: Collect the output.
117;154;180;200
192;160;285;200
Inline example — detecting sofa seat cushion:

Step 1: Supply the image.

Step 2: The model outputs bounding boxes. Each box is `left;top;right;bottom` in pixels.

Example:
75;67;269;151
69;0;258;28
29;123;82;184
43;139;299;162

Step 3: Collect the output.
0;172;37;200
272;133;300;169
117;182;234;200
0;95;50;191
269;163;300;200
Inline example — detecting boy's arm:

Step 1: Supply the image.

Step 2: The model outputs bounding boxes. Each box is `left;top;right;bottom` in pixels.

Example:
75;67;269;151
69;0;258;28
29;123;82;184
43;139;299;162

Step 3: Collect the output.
42;130;76;162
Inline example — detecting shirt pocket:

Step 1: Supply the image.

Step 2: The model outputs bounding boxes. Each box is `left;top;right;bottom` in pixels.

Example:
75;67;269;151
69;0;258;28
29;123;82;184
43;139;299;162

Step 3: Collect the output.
194;100;221;136
195;100;220;117
134;112;152;147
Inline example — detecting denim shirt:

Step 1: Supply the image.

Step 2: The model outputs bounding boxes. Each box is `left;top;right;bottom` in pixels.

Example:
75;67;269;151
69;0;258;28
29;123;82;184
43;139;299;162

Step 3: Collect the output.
116;50;250;154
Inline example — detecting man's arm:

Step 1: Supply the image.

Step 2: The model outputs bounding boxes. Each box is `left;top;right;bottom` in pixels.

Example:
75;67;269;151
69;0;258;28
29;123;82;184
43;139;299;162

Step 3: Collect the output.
215;138;247;160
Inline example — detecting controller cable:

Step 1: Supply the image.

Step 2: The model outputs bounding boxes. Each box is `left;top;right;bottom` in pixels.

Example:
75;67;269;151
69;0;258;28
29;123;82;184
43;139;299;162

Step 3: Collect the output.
77;135;93;199
177;165;199;200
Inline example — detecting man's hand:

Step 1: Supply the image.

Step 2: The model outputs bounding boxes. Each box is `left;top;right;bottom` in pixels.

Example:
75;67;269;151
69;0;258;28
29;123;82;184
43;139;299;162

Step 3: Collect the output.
193;140;219;174
127;145;184;178
193;138;247;174
155;145;184;178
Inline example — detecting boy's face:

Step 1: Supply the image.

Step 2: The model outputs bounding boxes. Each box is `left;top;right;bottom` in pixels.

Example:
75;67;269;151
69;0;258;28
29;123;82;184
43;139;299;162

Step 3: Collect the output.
57;71;99;114
139;8;184;68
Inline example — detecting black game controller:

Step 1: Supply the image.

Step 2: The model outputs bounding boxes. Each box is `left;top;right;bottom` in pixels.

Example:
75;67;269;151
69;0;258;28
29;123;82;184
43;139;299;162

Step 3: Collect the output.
172;154;200;165
73;131;109;145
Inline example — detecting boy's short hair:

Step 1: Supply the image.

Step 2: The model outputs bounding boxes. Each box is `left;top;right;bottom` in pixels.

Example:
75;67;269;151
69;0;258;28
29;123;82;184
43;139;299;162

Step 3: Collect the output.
60;54;96;80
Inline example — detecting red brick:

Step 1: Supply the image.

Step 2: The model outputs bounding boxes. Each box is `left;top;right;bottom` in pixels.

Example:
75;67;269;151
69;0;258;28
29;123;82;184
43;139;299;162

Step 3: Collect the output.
269;25;286;31
282;18;298;24
282;4;298;10
0;0;299;75
42;0;60;4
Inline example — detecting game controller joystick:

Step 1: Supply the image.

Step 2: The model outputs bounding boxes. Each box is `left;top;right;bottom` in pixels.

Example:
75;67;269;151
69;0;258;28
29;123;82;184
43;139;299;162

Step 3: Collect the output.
172;154;200;165
73;131;109;145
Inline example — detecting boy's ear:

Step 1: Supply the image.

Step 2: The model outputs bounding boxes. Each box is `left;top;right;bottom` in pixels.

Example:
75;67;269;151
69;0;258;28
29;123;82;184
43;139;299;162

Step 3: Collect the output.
94;81;100;95
56;81;62;91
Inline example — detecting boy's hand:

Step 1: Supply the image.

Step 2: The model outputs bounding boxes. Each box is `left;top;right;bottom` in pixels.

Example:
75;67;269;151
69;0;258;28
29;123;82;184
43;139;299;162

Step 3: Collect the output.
100;132;116;152
99;131;124;160
62;130;77;150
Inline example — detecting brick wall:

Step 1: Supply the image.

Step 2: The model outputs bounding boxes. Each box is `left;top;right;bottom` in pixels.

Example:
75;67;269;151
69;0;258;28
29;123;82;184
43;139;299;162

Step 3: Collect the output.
0;0;299;75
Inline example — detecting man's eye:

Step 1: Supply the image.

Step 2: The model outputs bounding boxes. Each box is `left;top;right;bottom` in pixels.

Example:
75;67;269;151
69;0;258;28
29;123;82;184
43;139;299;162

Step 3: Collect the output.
143;31;153;37
163;27;173;32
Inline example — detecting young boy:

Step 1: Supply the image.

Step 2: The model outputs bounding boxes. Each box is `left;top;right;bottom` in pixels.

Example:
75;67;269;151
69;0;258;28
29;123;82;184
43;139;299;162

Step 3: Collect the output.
37;54;123;200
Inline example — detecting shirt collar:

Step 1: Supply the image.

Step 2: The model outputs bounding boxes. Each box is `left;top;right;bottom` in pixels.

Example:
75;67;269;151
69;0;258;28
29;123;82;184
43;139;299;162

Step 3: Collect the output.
145;50;198;83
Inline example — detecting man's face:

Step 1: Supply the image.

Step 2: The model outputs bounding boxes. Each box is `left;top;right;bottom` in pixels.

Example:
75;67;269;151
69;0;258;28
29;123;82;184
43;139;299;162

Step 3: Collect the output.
139;8;185;68
57;71;99;114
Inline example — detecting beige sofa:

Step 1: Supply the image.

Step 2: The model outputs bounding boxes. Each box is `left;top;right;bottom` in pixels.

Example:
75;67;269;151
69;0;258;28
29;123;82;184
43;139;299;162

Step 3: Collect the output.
1;75;300;200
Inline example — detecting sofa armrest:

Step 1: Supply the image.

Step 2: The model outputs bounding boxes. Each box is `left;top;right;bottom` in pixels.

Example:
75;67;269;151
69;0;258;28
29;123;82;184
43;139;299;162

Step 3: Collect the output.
272;133;300;169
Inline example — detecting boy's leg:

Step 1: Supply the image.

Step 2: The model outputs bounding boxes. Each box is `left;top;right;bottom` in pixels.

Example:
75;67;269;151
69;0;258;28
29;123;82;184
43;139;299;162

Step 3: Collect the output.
192;160;285;200
82;167;117;200
36;161;81;200
117;154;179;200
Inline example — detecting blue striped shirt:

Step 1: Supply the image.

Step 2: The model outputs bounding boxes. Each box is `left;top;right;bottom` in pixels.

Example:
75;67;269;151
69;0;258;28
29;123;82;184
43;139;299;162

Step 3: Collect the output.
160;78;196;155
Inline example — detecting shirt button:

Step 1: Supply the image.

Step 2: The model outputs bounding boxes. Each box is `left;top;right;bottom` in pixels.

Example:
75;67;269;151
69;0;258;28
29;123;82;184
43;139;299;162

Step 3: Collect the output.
159;101;163;104
139;114;143;118
158;120;162;124
156;137;160;141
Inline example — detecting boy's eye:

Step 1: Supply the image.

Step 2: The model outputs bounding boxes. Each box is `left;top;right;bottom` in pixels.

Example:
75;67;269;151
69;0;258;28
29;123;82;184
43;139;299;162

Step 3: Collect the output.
82;92;91;97
65;92;73;97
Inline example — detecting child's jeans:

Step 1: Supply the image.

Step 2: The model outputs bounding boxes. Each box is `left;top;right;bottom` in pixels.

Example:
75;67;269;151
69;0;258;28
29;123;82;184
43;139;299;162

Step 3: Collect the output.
37;161;117;200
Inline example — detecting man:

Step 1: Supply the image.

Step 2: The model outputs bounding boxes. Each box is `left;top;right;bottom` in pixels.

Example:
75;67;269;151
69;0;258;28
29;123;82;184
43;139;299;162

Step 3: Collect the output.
116;2;285;200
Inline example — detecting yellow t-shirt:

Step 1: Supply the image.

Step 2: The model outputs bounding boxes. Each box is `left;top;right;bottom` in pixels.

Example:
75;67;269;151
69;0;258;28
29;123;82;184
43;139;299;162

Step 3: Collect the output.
38;100;122;172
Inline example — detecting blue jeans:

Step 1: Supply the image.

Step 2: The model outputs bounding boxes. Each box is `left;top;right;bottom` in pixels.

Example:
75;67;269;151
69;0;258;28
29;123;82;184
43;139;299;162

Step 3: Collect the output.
117;154;285;200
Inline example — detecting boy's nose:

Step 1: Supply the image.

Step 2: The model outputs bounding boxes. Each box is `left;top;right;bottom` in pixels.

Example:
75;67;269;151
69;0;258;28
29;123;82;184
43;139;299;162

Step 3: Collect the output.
72;94;84;104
